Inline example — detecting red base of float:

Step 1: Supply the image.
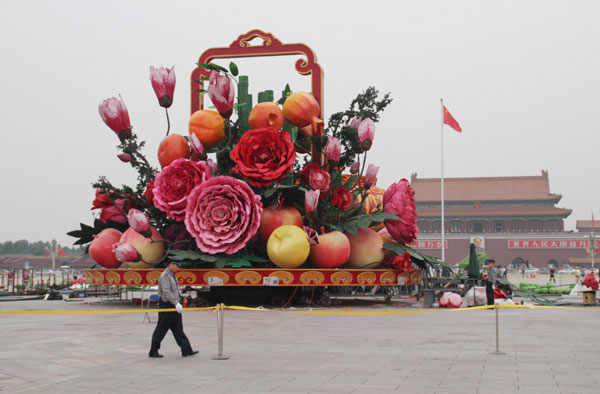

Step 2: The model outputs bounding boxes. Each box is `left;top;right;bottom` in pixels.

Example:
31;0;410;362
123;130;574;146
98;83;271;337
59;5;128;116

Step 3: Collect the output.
84;268;422;287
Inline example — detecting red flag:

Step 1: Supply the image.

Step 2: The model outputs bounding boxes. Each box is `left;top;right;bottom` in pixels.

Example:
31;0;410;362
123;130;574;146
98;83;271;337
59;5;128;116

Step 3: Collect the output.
58;248;66;257
443;106;462;132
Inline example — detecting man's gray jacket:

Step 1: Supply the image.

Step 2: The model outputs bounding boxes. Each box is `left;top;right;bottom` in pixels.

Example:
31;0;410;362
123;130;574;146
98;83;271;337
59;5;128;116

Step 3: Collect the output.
486;267;498;284
158;269;181;305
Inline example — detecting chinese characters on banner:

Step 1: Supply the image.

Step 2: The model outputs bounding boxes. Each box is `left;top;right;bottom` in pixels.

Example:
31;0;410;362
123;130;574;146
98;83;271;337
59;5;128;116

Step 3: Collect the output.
508;239;600;249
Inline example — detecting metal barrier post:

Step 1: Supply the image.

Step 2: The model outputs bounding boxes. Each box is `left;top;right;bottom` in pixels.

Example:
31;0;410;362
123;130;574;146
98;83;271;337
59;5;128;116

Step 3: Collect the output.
490;304;506;355
212;303;229;360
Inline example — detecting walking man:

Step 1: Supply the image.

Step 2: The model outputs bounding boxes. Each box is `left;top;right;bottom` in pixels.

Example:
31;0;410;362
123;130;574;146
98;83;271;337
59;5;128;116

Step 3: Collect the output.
149;262;198;358
485;259;497;306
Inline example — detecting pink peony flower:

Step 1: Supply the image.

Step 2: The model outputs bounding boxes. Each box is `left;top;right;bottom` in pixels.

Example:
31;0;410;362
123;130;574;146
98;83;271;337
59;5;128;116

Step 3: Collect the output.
309;169;331;198
324;137;341;162
127;209;150;236
384;179;419;245
207;71;235;118
99;199;128;224
98;95;132;139
150;66;176;108
184;176;262;254
365;164;379;187
358;118;375;150
112;242;141;262
304;189;320;214
153;158;211;221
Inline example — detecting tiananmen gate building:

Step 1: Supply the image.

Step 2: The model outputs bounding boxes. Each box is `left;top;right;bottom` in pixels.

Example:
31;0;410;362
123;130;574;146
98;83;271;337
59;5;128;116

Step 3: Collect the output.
410;170;599;268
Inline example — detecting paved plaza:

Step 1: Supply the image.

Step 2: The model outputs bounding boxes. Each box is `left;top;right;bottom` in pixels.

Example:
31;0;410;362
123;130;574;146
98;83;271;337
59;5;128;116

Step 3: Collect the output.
0;299;598;394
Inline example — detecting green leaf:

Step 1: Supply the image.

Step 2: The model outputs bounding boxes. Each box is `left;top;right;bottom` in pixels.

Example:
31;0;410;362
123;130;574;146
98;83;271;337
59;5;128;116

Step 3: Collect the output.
342;222;359;236
356;218;371;229
169;250;217;263
196;62;228;73
229;61;239;76
224;258;252;268
240;254;269;263
290;127;298;143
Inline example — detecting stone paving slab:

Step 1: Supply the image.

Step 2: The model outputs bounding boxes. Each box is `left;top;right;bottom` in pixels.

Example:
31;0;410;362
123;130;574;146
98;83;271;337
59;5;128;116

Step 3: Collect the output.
0;300;599;393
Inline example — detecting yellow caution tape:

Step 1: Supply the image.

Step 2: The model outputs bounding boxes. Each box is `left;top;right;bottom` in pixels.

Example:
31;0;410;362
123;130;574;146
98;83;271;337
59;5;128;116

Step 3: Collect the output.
0;306;217;315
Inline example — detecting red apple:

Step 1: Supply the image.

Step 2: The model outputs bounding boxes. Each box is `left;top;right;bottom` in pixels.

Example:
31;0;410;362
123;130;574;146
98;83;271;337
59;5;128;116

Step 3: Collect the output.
259;205;303;243
119;225;165;268
89;228;123;268
345;227;385;268
378;227;395;263
309;231;351;268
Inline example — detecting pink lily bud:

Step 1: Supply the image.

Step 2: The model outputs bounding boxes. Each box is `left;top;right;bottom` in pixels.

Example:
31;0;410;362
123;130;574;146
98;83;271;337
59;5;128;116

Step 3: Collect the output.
365;164;379;188
150;66;176;108
99;95;132;139
324;137;341;163
358;118;375;150
303;226;319;245
207;71;235;118
127;209;151;237
112;242;141;263
304;190;320;214
350;161;360;174
349;116;361;129
206;158;217;175
117;153;132;163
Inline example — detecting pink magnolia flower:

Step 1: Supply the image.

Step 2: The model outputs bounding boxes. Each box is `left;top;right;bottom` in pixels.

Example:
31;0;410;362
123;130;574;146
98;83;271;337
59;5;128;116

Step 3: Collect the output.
358;118;375;150
324;137;341;162
207;71;235;118
309;169;331;198
117;153;132;163
206;158;218;175
184;176;262;254
112;242;141;263
365;164;379;187
304;189;320;214
384;179;419;245
189;133;207;161
99;199;128;224
127;209;150;237
304;226;319;245
150;66;176;108
153;158;211;221
349;161;360;174
349;116;361;129
99;95;132;139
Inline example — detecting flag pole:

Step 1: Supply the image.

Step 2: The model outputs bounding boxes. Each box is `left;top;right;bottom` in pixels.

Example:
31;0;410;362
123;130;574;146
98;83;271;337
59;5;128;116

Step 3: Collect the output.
440;98;445;263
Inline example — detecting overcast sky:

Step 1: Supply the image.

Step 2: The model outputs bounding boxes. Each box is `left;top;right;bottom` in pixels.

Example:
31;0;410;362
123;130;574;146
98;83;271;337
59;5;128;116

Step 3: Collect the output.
1;0;598;246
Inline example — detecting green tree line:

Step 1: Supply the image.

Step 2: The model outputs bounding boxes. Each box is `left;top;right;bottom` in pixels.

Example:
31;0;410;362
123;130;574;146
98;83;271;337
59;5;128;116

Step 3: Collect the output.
0;240;85;255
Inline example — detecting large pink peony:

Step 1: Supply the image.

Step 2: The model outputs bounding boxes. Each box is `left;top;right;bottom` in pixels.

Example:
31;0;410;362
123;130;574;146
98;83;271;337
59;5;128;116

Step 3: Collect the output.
184;176;263;254
153;158;211;221
383;179;419;245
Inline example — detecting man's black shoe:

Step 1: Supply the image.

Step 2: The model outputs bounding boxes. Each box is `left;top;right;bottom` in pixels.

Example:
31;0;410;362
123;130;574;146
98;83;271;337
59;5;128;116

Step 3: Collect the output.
149;352;164;358
182;350;199;357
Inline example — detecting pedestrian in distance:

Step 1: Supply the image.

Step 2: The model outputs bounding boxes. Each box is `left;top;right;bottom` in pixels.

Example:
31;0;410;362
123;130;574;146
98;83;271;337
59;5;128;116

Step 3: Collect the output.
549;265;556;284
149;261;198;358
485;259;497;306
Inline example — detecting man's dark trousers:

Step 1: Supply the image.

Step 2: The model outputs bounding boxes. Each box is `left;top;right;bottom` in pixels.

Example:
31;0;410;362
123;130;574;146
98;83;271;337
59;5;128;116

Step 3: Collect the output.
486;281;494;306
150;301;193;354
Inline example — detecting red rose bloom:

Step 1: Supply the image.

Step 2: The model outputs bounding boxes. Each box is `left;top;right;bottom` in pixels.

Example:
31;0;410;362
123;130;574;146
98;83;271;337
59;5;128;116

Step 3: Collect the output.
230;127;296;187
309;169;330;199
331;187;353;209
143;179;155;205
298;162;321;184
91;190;113;210
391;253;413;272
99;199;128;224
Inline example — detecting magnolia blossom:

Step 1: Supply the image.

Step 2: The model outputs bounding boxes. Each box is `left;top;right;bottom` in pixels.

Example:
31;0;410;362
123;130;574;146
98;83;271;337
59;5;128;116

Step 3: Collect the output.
358;118;375;150
117;153;132;163
206;158;218;175
189;133;207;161
303;226;319;245
365;164;379;187
98;95;132;139
207;71;235;118
150;66;176;108
384;179;419;245
112;242;141;263
324;137;341;162
127;209;150;237
304;189;320;214
349;161;360;174
349;116;361;129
